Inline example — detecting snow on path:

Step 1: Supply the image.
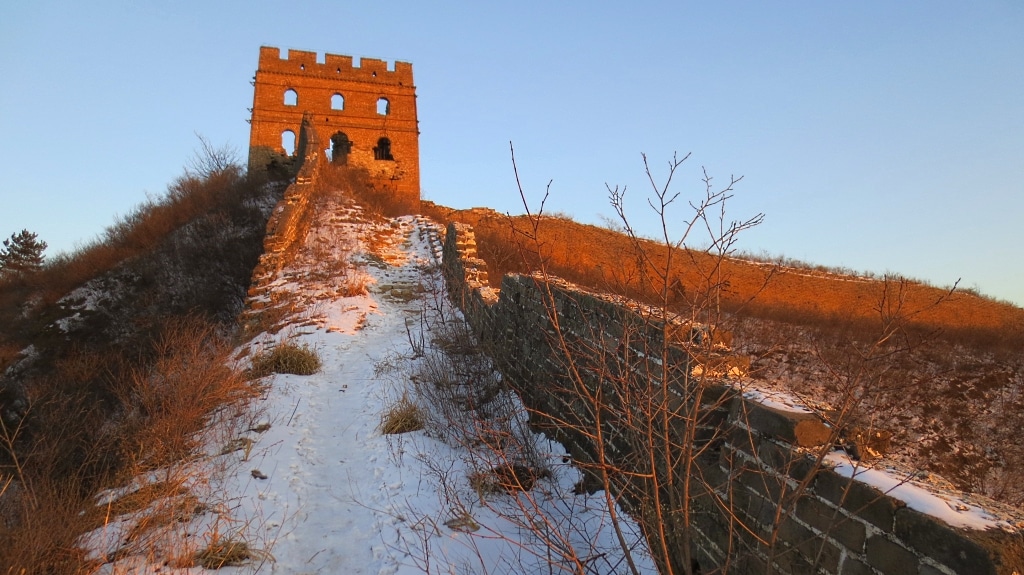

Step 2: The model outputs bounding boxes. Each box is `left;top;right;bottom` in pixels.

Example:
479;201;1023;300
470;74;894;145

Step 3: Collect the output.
233;210;439;574
88;196;654;574
226;201;654;574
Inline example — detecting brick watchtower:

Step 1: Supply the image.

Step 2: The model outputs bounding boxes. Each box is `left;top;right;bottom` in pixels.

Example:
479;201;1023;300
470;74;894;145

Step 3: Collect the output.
248;46;420;206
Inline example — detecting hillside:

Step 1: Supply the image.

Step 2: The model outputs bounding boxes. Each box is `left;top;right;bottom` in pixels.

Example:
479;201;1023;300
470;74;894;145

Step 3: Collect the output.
421;202;1024;346
421;202;1024;505
2;163;1022;572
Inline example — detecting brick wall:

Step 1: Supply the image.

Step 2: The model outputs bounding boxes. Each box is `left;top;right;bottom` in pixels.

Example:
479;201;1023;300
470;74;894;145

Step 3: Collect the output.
247;46;420;210
442;222;1024;575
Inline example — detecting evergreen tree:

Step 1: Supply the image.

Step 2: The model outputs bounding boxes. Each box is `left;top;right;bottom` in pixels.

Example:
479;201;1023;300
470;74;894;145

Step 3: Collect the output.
0;229;48;277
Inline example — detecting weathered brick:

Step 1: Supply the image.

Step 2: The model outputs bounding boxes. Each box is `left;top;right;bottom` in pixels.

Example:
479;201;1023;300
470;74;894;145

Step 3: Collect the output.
736;463;792;501
728;482;779;530
865;535;919;574
813;468;903;532
777;515;842;573
795;495;867;553
839;556;874;575
893;508;996;575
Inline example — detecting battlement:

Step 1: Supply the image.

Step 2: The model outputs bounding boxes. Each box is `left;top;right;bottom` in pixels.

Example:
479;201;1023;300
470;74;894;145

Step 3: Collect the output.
257;46;414;85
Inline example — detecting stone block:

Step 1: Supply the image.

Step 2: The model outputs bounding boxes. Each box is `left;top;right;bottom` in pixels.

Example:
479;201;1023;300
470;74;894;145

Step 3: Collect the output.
777;515;842;573
839;556;874;575
865;535;919;574
795;495;867;553
735;399;832;447
813;469;903;533
893;508;999;575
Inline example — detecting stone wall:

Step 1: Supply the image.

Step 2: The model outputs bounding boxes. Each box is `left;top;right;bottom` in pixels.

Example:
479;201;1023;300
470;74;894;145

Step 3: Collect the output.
442;222;1024;575
246;112;321;301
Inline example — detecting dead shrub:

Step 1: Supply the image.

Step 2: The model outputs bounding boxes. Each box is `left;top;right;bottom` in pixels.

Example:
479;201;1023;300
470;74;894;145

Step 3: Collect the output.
248;341;322;378
319;165;417;218
117;318;255;468
0;478;98;574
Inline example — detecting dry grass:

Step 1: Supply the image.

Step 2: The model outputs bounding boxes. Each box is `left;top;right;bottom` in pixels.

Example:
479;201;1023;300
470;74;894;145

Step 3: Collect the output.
379;394;424;435
469;465;549;495
319;164;419;218
194;537;255;569
422;202;1024;353
248;341;322;378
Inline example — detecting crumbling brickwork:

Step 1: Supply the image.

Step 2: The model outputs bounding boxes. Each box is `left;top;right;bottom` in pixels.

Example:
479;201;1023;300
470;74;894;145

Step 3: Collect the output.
248;46;420;211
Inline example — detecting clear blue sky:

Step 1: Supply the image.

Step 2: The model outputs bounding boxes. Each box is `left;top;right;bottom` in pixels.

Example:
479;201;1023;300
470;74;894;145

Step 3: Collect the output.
2;1;1022;306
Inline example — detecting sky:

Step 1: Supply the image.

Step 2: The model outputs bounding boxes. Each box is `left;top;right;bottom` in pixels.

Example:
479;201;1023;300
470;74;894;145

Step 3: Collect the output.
2;1;1022;306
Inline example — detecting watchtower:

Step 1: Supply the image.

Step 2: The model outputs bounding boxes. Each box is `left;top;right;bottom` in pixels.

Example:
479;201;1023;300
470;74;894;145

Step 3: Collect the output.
248;46;420;206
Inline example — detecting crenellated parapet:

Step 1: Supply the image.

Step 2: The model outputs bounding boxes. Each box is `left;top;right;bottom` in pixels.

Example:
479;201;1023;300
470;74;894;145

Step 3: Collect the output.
255;46;413;85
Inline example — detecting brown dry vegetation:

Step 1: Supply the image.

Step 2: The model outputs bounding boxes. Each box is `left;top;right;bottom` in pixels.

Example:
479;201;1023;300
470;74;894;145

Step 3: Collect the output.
422;201;1024;505
0;151;279;573
421;202;1024;352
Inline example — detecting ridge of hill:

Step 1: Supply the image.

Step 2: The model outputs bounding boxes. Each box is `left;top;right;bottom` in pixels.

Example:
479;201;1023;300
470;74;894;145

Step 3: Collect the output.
420;202;1024;349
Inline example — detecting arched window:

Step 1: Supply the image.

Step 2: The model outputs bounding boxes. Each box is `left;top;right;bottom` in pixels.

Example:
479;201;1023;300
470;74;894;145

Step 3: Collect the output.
374;137;393;161
281;130;296;156
376;98;390;116
331;93;344;111
331;132;352;165
284;89;298;106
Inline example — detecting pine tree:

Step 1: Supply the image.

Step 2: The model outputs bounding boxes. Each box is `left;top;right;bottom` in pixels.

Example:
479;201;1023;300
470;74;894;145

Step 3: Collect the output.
0;229;48;277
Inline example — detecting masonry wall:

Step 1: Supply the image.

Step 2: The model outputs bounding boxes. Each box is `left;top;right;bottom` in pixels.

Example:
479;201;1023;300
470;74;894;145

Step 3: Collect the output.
442;222;1024;575
245;112;321;312
248;46;419;211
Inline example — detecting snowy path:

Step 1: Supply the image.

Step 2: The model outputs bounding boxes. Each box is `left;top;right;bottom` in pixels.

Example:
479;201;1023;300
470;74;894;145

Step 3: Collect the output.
89;196;654;574
236;210;441;574
228;202;654;574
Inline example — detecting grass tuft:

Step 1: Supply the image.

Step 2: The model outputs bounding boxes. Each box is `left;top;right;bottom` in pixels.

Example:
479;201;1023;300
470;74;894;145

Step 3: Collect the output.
249;341;322;378
379;394;424;434
469;465;550;495
194;538;254;569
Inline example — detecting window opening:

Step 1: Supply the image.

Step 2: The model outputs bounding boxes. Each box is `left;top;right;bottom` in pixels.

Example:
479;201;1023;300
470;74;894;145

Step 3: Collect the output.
331;93;345;111
284;89;298;106
331;132;352;165
282;130;296;156
376;98;390;115
373;137;393;161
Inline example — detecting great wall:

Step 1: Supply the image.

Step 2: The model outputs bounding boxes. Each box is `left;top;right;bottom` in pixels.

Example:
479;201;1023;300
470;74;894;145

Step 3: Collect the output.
247;46;1024;575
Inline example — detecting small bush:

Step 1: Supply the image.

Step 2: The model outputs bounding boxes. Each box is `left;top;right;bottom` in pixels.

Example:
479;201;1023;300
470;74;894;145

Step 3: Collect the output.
249;341;322;378
379;394;424;434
